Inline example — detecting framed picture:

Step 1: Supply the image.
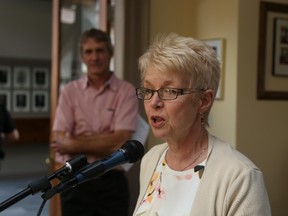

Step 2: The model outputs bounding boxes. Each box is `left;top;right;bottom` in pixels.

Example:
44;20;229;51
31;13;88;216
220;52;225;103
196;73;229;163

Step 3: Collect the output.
272;18;288;76
32;68;49;89
12;90;30;112
0;66;11;88
203;38;225;100
13;67;30;89
0;90;11;111
257;2;288;100
32;90;49;112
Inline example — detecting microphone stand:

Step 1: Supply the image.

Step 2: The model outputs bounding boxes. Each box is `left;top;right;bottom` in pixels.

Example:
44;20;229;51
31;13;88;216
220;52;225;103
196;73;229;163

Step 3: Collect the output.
0;176;51;212
0;154;87;213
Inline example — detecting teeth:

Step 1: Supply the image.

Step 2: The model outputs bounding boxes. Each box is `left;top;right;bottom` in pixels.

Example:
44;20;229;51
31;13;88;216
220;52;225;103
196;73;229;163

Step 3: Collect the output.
152;117;160;123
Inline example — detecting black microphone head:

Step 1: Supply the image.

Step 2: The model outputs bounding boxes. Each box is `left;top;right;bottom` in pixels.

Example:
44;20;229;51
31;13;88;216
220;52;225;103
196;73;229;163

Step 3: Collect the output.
121;140;144;163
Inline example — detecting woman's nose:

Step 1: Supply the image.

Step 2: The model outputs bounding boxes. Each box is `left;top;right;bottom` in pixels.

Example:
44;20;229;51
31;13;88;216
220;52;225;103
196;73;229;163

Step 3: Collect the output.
150;93;163;109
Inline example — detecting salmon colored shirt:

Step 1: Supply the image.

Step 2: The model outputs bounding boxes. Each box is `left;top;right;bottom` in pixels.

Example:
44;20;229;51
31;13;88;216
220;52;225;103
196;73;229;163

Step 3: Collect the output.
53;73;139;163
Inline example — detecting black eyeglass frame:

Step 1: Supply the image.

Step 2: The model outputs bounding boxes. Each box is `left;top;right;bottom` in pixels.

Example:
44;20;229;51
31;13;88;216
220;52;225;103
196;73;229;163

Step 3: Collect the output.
135;87;205;100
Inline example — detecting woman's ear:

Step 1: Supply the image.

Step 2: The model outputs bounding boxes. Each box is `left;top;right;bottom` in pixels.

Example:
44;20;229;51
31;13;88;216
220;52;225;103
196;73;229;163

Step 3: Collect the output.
199;89;215;113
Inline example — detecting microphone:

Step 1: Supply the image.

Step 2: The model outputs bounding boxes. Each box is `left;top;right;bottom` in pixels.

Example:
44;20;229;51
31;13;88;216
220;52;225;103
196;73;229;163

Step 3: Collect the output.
48;154;88;181
42;140;144;200
0;154;88;212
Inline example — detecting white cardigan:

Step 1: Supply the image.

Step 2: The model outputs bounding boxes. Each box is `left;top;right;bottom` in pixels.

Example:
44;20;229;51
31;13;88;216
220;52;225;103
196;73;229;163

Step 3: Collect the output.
133;134;271;216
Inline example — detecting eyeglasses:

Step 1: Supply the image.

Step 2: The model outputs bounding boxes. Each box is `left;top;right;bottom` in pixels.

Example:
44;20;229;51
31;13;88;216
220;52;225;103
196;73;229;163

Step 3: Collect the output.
136;87;205;100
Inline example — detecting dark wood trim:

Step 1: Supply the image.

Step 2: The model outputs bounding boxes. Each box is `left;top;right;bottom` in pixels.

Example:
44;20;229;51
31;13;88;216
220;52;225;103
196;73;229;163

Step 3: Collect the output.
14;118;50;144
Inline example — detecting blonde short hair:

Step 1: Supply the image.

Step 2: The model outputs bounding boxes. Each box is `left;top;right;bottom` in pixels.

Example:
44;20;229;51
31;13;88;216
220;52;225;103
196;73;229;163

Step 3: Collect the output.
138;33;220;93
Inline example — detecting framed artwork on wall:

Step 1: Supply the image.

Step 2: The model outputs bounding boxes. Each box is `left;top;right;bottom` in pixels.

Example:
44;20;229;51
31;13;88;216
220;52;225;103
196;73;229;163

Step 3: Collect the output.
0;58;50;117
0;90;11;111
12;90;30;112
272;18;288;76
0;66;11;88
257;2;288;100
32;90;49;112
13;67;30;89
203;38;225;100
32;67;49;89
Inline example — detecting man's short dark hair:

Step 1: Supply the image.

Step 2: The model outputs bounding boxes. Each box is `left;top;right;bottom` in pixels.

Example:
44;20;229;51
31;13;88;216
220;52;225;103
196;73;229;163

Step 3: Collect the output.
79;28;113;56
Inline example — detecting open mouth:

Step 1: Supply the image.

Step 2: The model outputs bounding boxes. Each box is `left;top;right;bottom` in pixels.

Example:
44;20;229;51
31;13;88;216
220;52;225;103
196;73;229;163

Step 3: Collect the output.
151;116;165;127
152;116;161;122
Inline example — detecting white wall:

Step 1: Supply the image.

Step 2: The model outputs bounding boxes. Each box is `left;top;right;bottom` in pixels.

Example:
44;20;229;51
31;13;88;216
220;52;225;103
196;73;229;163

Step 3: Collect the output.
0;0;52;60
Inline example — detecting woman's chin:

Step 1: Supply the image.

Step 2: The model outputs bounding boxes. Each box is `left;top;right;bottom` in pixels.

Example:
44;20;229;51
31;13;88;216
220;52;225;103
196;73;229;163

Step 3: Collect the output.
152;129;169;141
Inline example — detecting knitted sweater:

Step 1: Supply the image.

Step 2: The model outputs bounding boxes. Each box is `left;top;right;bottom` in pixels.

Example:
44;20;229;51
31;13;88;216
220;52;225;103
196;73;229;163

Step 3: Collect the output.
133;133;271;216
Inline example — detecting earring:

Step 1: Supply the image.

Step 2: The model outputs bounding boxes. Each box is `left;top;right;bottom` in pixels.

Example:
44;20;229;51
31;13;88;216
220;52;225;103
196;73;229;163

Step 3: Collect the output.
199;112;205;125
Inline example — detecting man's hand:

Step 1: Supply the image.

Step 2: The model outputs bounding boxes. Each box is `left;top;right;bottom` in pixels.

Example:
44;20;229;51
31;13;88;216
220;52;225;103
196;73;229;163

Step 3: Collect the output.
51;130;133;161
51;131;79;155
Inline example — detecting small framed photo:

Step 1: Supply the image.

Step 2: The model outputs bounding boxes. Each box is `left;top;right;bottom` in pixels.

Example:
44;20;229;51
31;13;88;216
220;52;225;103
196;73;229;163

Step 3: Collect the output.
32;90;49;112
12;90;30;112
257;2;288;99
0;66;11;88
13;67;30;89
0;90;11;111
32;68;49;89
272;18;288;76
203;38;225;100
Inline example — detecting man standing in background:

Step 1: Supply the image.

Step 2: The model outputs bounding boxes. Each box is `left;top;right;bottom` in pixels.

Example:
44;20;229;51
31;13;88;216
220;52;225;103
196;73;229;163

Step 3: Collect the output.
51;28;139;216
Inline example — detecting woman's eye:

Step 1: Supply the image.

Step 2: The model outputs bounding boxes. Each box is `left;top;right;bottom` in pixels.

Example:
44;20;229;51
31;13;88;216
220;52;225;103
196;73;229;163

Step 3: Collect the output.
171;89;178;94
165;88;176;94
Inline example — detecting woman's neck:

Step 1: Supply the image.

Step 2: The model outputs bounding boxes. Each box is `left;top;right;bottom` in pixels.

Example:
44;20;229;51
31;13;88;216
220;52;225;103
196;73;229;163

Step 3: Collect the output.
165;129;209;171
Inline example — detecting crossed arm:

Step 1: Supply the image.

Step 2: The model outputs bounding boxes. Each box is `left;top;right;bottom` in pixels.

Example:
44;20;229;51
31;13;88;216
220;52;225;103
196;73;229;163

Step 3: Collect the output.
51;130;134;160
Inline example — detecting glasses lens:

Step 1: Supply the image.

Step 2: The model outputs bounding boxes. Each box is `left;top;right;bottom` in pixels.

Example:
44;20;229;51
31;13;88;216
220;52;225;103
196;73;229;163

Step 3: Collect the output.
136;88;182;100
137;88;149;100
159;88;178;100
